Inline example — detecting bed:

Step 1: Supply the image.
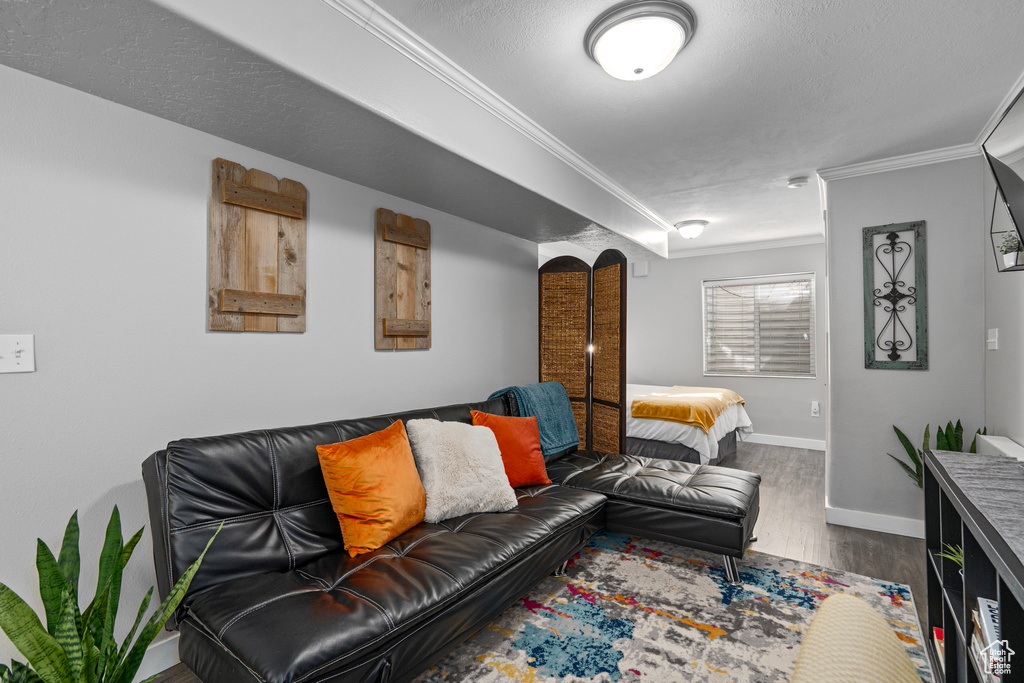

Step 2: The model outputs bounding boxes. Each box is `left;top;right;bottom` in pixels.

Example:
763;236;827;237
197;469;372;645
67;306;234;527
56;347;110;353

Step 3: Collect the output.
625;383;753;466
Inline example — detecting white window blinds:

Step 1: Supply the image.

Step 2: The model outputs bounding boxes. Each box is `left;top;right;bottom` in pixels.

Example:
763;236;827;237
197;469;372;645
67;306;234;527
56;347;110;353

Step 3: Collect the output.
703;274;815;378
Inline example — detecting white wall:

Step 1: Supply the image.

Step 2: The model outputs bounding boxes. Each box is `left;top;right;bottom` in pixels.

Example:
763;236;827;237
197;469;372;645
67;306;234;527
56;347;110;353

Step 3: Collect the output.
983;165;1024;442
627;244;828;444
0;64;538;668
824;156;986;534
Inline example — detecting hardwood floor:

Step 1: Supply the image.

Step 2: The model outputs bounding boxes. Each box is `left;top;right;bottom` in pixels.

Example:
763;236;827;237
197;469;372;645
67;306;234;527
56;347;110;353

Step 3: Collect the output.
730;441;927;629
152;440;927;682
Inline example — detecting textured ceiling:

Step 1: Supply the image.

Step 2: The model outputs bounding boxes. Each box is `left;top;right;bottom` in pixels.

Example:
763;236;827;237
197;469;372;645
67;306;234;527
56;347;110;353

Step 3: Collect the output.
374;0;1024;253
0;0;662;260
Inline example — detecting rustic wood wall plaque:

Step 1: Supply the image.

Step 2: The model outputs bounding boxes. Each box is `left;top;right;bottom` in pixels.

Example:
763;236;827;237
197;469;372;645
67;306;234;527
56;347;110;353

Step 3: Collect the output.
208;158;307;333
375;209;431;350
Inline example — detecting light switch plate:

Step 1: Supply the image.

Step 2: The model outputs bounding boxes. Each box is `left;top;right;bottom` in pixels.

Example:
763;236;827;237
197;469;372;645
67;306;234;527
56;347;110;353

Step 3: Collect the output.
0;335;35;373
987;328;999;350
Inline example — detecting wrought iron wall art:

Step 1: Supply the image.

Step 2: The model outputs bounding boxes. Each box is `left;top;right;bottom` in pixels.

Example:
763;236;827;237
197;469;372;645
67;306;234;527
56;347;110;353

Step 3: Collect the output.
862;221;927;370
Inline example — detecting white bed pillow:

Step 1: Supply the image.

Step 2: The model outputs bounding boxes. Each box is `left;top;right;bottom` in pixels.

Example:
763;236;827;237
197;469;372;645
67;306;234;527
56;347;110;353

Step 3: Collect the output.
405;419;519;523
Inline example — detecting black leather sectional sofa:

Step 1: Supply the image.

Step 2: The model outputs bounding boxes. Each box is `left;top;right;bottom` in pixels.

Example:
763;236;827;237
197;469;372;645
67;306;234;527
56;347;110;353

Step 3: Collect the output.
142;396;759;683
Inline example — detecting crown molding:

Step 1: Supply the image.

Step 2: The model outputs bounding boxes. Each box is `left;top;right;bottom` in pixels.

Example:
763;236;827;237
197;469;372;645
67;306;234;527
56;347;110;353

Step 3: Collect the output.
318;0;674;233
817;143;981;182
975;65;1024;148
667;234;825;259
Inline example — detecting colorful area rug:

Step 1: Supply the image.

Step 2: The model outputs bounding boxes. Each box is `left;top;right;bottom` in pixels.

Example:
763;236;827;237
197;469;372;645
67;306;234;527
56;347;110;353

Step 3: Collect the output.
415;532;931;682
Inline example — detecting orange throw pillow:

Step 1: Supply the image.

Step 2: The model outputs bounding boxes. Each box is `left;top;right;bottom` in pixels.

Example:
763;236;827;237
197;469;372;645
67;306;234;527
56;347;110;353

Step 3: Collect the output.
316;420;426;557
471;411;551;488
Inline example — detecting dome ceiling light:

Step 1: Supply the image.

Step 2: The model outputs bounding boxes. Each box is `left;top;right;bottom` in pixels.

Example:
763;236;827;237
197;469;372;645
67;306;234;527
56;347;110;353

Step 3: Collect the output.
675;220;708;239
584;1;697;81
787;176;810;188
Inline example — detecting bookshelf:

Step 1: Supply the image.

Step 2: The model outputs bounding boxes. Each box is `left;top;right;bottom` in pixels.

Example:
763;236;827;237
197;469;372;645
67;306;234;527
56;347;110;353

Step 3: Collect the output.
925;450;1024;682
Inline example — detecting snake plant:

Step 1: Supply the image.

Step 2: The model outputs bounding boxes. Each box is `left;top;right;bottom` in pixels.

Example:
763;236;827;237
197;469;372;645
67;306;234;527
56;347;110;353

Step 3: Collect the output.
888;420;986;488
0;507;219;683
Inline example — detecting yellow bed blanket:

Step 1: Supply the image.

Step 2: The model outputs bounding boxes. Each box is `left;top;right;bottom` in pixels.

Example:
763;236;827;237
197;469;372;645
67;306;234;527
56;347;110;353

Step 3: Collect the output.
630;386;745;433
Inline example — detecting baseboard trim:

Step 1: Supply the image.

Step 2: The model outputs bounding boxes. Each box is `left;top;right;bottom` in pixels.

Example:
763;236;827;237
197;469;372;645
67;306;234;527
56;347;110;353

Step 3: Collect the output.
745;433;825;451
825;505;924;539
134;632;179;680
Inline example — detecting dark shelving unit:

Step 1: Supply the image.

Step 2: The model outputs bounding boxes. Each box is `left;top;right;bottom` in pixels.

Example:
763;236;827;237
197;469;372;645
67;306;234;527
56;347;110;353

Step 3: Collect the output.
925;450;1024;682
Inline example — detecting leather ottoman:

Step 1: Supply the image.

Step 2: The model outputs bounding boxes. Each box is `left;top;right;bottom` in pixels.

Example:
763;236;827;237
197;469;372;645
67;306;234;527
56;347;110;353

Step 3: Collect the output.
546;451;760;583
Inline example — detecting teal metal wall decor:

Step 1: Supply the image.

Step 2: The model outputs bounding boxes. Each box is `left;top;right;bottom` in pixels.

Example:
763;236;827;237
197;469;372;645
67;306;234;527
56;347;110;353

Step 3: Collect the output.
863;221;927;370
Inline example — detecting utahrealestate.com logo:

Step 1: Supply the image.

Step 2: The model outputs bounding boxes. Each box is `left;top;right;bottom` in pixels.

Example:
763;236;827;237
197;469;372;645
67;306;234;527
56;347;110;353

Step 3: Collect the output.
980;639;1016;676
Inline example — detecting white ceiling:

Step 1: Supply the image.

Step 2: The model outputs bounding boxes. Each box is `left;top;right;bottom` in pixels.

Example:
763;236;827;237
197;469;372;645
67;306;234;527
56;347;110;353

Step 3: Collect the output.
373;0;1024;255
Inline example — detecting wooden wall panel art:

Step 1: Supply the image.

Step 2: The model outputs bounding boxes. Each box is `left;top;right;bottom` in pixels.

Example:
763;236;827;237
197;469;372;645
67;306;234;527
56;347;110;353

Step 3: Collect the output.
375;209;431;350
208;158;306;333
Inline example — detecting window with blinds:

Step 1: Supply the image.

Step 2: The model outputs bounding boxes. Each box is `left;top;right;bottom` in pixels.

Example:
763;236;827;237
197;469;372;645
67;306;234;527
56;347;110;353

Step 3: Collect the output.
703;274;815;378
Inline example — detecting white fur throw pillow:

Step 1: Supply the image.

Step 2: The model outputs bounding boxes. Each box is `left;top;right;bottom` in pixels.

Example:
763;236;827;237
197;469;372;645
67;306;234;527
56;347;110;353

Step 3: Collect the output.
405;419;519;523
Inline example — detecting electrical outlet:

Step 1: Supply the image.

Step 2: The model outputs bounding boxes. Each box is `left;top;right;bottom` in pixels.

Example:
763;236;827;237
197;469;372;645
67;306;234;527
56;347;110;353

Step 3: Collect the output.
0;335;35;373
811;400;820;418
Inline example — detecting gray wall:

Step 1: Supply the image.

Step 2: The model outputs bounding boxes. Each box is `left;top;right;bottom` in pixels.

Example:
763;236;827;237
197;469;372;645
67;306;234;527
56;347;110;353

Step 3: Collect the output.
983;166;1024;441
0;64;538;664
825;156;986;525
627;244;828;443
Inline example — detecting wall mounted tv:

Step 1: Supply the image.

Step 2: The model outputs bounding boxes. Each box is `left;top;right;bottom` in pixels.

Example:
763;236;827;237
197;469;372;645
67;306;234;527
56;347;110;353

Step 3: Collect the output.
984;88;1024;253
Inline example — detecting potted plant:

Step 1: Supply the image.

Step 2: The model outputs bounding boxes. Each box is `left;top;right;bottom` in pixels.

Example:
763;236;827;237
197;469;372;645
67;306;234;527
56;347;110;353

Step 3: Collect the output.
0;507;218;683
999;231;1022;268
887;420;985;488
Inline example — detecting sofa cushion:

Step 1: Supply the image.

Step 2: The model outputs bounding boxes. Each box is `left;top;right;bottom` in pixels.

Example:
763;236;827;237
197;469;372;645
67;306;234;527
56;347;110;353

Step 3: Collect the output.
316;421;426;556
182;485;605;683
546;451;760;519
471;411;551;487
406;419;518;523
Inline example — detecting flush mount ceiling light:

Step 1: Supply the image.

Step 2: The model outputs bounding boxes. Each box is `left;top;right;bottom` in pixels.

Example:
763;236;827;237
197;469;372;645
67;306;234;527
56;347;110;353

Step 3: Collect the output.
675;220;708;239
787;176;810;188
584;1;696;81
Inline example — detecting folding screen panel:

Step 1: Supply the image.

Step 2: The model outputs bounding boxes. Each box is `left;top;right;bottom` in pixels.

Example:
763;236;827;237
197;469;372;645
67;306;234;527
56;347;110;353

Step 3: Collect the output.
591;249;627;454
539;256;592;450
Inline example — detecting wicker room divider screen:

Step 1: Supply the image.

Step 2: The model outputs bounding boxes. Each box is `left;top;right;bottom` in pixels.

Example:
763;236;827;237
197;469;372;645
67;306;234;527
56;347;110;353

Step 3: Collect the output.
538;249;626;453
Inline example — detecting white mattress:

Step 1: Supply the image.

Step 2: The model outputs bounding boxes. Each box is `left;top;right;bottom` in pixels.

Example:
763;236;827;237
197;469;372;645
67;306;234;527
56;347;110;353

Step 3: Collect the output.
626;384;753;465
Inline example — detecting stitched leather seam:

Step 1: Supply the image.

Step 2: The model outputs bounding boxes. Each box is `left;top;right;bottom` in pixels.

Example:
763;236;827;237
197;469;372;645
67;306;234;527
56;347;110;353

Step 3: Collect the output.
504;510;553;533
168;499;331;534
186;615;266;683
159;455;176;614
217;588;322;639
380;529;450;557
294;507;602;683
608;494;746;518
266;431;296;571
437;530;511;552
331;421;344;441
398;556;464;589
295;569;330;590
335;587;395;630
326;554;399;591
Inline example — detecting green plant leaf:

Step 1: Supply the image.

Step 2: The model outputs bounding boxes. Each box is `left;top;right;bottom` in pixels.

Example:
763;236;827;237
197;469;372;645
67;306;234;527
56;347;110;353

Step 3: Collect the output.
113;587;152;668
79;627;97;683
893;426;917;462
35;542;67;637
54;590;82;679
109;525;221;683
2;662;45;683
90;508;123;680
119;529;143;573
936;425;948;451
0;583;73;683
922;424;930;452
954;420;964;451
887;453;923;488
57;513;81;604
